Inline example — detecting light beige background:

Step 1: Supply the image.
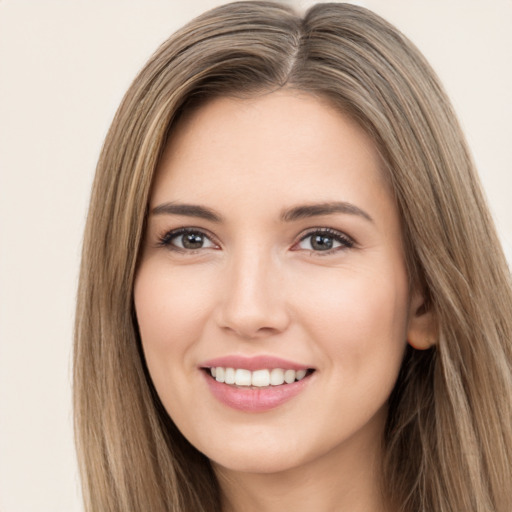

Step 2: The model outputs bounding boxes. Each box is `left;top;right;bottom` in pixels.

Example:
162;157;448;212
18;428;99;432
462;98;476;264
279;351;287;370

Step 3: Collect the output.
0;1;510;511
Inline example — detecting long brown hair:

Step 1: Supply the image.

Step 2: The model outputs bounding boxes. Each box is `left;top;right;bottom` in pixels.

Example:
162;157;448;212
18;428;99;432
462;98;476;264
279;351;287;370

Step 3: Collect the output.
74;2;512;511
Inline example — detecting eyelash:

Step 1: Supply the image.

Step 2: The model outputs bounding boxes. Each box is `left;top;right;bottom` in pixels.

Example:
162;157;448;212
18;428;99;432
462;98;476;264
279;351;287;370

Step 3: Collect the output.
294;228;355;255
156;227;355;254
157;227;219;252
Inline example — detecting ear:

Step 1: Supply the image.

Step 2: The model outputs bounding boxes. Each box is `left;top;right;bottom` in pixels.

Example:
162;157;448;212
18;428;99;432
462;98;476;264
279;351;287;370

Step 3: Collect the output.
406;289;437;350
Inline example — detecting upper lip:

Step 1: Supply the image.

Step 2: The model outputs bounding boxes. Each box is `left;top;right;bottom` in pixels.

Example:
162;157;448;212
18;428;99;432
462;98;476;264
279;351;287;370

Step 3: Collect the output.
200;355;312;372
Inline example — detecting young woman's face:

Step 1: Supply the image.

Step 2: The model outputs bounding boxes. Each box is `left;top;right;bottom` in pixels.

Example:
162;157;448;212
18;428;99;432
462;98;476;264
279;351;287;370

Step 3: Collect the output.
135;91;424;475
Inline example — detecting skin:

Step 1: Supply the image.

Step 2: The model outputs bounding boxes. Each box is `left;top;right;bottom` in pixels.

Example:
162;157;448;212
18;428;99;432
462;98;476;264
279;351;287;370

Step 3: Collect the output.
134;90;433;512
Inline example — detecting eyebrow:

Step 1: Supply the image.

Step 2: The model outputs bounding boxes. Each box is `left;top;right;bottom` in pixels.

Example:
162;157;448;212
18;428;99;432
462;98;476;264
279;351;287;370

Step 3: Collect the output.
150;200;373;223
281;202;373;223
151;202;223;222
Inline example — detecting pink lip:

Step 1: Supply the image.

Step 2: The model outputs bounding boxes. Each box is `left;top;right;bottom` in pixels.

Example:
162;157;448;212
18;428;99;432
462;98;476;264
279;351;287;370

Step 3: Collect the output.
200;355;310;372
199;355;314;413
202;371;313;413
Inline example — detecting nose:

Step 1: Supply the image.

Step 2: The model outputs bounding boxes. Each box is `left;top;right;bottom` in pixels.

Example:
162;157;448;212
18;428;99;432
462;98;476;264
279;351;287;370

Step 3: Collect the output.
215;248;291;339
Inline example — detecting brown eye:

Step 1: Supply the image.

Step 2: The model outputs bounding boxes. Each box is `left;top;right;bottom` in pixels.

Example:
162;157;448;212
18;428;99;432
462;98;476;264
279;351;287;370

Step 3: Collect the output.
159;229;217;251
180;232;206;249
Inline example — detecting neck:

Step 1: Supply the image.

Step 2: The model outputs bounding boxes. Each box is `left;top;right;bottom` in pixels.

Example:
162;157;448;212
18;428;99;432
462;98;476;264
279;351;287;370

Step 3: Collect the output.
214;422;391;512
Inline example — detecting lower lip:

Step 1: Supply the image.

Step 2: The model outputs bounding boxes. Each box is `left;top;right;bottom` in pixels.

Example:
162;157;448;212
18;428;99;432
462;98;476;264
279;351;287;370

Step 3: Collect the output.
202;371;312;413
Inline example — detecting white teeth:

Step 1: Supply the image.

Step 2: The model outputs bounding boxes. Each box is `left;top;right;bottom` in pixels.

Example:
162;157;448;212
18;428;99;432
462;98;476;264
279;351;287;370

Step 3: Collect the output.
224;367;236;384
235;369;252;386
252;369;270;387
269;368;285;386
296;369;307;381
209;367;310;387
284;369;296;384
215;367;225;383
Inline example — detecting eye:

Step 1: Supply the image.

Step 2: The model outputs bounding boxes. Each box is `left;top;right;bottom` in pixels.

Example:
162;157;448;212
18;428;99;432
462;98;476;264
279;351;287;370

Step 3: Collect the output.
158;228;218;251
293;228;354;253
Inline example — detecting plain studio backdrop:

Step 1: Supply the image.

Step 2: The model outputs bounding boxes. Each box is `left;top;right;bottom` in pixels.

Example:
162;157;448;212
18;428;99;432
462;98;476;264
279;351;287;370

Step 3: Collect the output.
0;1;510;511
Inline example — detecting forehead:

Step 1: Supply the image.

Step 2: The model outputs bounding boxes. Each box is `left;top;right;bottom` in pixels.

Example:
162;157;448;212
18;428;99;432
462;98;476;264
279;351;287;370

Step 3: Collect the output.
152;90;389;211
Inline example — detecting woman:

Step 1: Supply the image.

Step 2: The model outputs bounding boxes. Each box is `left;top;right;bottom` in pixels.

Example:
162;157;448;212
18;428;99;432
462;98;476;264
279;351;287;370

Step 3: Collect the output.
74;2;512;511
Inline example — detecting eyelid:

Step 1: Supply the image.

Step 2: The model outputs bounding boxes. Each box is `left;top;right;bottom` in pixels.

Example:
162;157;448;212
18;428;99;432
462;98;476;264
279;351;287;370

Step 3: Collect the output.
156;226;220;251
292;227;355;252
154;225;355;253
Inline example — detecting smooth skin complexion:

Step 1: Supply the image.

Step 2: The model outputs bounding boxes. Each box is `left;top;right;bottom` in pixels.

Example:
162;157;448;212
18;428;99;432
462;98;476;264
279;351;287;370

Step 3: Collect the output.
134;91;434;512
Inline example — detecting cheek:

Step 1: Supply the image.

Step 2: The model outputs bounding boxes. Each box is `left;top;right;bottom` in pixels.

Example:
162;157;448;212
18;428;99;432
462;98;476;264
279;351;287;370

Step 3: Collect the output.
133;262;217;380
135;262;208;339
293;262;409;370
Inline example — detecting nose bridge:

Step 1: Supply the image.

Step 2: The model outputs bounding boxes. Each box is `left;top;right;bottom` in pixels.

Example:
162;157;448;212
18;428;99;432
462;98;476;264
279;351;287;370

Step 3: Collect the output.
217;241;289;338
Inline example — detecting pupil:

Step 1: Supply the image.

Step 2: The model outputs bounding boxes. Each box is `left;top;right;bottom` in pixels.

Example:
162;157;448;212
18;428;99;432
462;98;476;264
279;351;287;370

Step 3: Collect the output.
312;234;333;251
182;233;203;249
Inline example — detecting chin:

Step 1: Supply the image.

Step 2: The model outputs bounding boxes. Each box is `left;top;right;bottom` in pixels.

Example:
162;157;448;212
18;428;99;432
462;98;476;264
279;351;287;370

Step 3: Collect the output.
210;450;306;475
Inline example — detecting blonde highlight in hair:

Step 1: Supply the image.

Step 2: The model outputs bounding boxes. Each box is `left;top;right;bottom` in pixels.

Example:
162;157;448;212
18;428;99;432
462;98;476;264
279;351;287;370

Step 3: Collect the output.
74;2;512;511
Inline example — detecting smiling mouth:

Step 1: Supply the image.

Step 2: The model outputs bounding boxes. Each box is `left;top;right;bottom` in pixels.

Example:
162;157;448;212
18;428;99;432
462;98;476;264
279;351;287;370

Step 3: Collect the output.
203;367;315;388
